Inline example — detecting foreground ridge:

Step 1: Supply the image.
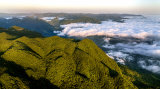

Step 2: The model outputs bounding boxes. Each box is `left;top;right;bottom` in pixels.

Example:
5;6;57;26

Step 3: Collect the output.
0;29;137;89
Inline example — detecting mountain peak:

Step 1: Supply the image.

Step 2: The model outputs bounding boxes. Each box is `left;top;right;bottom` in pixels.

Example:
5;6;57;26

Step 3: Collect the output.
0;26;43;38
9;26;24;31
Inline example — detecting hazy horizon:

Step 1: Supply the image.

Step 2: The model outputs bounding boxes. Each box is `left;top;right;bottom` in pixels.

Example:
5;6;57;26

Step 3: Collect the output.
0;0;160;14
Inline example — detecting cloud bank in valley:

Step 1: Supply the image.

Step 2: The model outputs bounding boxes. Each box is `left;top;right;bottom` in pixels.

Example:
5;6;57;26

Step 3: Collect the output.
138;60;160;74
59;15;160;74
40;17;65;22
104;41;160;74
104;42;160;58
60;16;160;38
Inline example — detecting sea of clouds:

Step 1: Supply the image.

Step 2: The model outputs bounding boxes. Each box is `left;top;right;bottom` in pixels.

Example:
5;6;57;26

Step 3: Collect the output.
58;15;160;74
60;15;160;38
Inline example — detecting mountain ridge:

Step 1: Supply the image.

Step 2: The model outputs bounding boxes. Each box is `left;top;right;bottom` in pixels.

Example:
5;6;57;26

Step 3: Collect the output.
0;27;137;89
9;26;25;31
0;26;43;38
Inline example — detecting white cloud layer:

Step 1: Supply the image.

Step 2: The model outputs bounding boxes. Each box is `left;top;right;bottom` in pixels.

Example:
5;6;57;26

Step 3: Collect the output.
4;16;26;20
138;60;160;74
40;17;65;22
107;51;134;65
60;15;160;38
104;42;160;58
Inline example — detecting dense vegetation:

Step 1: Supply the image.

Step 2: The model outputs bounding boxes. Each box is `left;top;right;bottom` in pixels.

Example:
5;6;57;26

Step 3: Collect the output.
0;27;137;89
119;64;160;89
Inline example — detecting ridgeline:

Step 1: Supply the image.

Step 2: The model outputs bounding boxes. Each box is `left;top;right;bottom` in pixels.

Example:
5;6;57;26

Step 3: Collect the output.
0;26;137;89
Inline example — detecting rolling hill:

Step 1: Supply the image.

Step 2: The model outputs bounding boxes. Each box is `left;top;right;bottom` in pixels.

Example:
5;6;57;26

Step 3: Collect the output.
0;26;43;38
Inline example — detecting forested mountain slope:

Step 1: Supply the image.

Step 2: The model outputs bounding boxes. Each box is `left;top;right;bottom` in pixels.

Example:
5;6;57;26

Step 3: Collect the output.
0;27;137;89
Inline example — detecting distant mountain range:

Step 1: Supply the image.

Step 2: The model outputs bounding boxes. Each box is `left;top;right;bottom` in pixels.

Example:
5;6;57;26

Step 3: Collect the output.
31;13;142;20
0;26;160;89
0;17;57;37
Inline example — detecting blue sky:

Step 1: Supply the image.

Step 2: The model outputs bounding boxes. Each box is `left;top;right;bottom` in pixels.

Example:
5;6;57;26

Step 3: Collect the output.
0;0;160;13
